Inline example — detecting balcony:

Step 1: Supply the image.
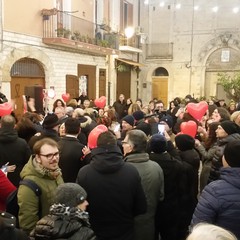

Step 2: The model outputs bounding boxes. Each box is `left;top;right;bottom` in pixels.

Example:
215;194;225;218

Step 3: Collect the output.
146;43;173;60
41;9;139;56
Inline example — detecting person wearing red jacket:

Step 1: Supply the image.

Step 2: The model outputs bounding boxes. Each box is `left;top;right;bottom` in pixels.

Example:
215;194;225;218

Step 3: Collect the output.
0;170;16;211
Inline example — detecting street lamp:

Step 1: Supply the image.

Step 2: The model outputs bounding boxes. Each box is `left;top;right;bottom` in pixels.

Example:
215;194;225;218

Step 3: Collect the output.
124;27;134;45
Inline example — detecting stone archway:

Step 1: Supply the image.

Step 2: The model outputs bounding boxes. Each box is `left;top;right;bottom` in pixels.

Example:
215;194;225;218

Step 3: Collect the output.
205;47;240;102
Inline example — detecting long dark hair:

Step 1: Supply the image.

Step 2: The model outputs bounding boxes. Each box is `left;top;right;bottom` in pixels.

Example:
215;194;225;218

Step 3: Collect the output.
204;122;219;150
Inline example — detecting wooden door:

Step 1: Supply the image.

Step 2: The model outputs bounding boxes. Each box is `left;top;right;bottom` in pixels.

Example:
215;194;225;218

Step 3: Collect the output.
78;64;96;100
116;71;131;99
152;77;168;108
99;69;106;97
11;77;45;119
66;75;79;99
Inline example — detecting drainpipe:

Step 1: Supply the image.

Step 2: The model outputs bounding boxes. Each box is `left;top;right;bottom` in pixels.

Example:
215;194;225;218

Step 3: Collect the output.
136;0;140;99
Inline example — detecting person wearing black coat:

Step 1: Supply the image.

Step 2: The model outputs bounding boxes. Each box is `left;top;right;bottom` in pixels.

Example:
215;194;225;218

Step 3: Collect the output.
148;134;184;240
0;115;31;187
175;134;200;240
30;183;95;240
0;211;29;240
76;131;147;240
58;118;86;182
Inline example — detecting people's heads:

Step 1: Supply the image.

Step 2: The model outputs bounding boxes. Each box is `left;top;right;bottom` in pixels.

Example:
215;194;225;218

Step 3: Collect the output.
149;100;156;111
230;111;240;126
126;98;132;105
175;134;195;151
67;99;78;108
72;108;85;119
159;115;173;130
119;94;125;102
135;98;143;108
128;103;141;114
216;120;240;138
42;113;60;130
187;223;237;240
83;99;91;109
218;99;226;107
58;123;65;137
98;108;104;117
223;140;240;168
0;115;16;129
33;138;60;171
132;110;145;122
148;134;167;154
65;106;74;117
64;117;80;135
97;131;117;147
122;129;147;155
212;107;230;122
155;100;164;111
121;115;135;131
54;106;65;119
54;183;88;211
53;99;65;111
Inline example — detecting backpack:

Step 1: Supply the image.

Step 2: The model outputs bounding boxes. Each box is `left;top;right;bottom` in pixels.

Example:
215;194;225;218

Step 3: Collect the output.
6;179;42;227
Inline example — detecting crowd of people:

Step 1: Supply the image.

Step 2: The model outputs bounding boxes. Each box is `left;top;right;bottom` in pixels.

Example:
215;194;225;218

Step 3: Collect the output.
0;92;240;240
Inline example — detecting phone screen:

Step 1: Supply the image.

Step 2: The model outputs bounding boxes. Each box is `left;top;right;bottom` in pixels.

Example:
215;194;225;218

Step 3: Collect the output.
114;123;120;132
158;124;165;134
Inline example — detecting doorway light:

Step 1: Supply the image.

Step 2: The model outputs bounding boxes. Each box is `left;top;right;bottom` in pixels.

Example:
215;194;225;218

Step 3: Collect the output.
212;6;218;12
233;7;239;13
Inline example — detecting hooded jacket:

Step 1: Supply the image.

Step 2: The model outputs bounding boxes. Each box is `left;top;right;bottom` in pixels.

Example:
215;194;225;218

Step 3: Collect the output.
76;145;147;240
192;167;240;239
0;128;31;186
18;156;63;234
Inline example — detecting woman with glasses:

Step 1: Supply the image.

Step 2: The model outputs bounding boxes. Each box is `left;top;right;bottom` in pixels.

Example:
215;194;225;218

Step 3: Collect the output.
17;138;63;235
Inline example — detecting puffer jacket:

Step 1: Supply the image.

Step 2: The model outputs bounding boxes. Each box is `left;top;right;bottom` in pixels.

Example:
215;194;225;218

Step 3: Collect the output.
18;156;63;234
30;204;96;240
208;133;240;182
192;167;240;239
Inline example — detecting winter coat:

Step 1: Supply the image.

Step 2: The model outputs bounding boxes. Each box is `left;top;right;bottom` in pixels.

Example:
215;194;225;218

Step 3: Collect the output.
18;156;63;234
0;170;16;211
0;128;31;186
192;167;240;239
124;152;164;240
0;211;29;240
149;152;184;240
113;100;127;121
208;133;240;182
30;204;95;240
195;143;217;191
58;136;85;182
76;145;147;240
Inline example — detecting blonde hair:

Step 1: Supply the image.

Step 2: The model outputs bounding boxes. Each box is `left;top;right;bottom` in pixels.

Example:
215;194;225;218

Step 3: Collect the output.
187;223;237;240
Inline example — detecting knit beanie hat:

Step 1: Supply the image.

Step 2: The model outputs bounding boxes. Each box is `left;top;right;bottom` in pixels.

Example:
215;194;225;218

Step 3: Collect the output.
175;134;195;151
42;113;60;129
149;134;167;153
224;140;240;167
122;115;135;126
54;183;87;207
132;111;145;121
220;120;240;135
160;115;173;128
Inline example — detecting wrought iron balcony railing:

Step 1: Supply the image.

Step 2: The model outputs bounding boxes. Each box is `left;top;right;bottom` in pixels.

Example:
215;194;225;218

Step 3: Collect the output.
41;9;138;55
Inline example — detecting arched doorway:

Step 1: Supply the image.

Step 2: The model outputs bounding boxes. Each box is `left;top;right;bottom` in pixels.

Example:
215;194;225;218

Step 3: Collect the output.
152;67;169;107
10;58;45;119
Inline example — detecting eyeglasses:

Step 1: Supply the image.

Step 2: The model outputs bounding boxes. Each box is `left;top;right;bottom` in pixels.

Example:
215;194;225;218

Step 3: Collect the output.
39;152;60;160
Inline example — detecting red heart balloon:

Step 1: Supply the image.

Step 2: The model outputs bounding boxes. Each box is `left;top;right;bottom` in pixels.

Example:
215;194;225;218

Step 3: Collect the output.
180;120;197;138
62;93;70;102
88;124;108;149
94;96;106;109
0;102;12;116
187;101;208;121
